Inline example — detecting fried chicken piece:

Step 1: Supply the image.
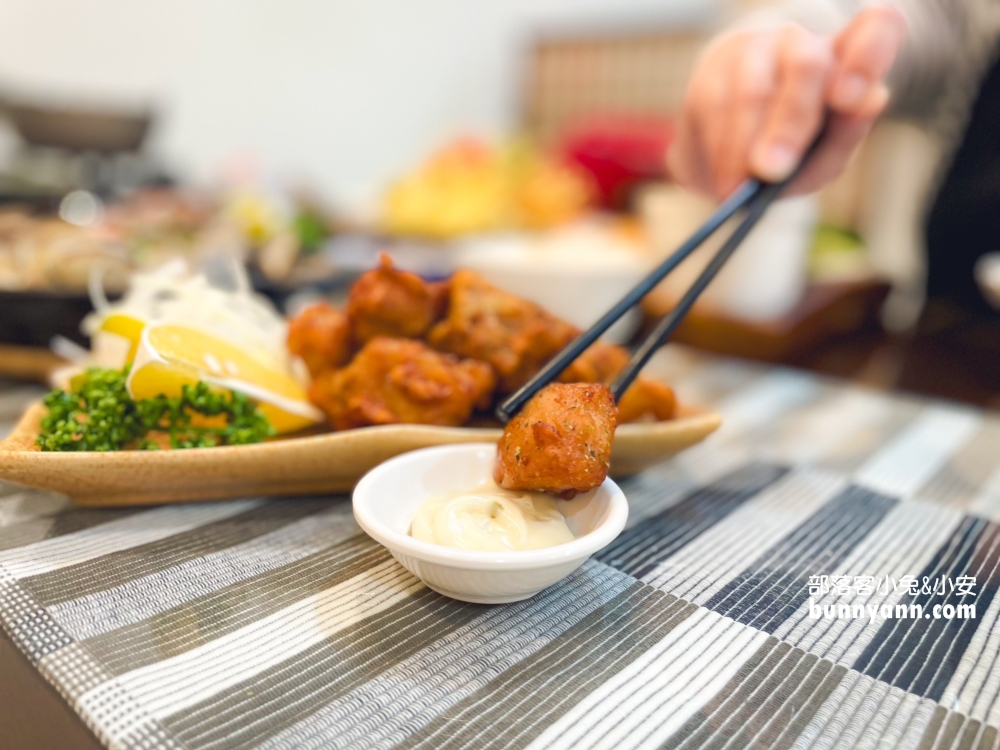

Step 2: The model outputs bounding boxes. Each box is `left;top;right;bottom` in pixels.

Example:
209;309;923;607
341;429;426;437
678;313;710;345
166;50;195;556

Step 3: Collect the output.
559;341;629;385
287;302;354;379
617;378;677;422
427;270;578;394
309;337;495;431
494;383;618;498
559;342;676;423
347;253;449;344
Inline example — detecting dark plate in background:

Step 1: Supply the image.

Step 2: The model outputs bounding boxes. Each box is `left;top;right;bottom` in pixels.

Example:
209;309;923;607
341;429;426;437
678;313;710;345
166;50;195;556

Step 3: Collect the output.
0;289;104;347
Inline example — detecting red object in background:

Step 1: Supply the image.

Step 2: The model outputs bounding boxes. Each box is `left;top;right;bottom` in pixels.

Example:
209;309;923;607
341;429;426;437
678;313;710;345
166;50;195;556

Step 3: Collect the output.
557;115;675;210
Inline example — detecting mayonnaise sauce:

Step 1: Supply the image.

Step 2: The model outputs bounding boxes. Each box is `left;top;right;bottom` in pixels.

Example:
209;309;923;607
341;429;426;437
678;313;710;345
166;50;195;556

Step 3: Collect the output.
410;482;575;552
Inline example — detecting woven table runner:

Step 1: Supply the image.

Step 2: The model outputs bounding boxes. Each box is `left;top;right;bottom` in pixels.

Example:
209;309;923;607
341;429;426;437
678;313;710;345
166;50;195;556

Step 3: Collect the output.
2;349;1000;750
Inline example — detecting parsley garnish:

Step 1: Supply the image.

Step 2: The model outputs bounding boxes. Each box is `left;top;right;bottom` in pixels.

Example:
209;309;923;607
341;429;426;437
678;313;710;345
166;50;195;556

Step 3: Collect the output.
37;367;275;452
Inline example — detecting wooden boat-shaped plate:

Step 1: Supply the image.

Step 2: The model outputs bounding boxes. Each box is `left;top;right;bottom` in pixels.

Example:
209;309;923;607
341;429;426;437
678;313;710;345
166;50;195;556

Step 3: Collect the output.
0;402;721;506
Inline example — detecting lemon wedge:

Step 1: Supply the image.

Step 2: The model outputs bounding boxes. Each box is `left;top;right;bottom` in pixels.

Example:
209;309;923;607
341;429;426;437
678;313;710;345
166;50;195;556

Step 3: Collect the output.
94;313;147;366
127;323;323;435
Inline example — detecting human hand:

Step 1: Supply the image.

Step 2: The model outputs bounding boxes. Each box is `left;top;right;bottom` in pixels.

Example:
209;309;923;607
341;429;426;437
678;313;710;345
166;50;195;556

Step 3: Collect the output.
668;5;907;198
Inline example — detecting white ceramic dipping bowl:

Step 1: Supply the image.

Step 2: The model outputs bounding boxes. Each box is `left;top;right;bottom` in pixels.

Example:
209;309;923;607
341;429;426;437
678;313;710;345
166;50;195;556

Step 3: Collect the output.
352;443;629;604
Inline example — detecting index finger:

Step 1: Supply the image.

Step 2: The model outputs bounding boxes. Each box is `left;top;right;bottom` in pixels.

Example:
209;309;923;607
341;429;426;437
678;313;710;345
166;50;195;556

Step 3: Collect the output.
828;5;907;112
749;24;832;182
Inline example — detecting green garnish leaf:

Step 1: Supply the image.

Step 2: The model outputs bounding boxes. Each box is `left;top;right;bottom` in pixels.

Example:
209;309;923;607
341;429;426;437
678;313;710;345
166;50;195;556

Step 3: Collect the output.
37;367;275;452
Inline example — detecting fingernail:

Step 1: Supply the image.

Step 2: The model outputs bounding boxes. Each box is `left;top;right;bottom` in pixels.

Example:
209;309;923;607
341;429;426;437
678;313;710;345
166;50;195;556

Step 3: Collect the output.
867;82;891;112
832;73;869;109
759;143;798;180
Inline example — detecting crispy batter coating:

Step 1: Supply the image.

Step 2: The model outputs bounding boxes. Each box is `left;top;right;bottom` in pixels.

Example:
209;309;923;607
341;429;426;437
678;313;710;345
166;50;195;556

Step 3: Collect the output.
286;302;353;378
427;270;578;394
494;383;618;498
309;337;495;431
347;253;449;344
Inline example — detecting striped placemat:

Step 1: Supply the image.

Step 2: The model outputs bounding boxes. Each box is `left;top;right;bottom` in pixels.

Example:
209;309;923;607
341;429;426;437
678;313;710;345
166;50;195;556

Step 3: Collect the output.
2;350;1000;750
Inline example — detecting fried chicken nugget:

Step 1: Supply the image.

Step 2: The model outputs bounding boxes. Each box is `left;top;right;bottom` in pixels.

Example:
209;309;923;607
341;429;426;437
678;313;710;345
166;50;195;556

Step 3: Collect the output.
494;383;618;498
558;341;677;422
348;253;449;344
309;337;495;431
559;341;629;385
427;270;578;394
287;302;353;378
618;379;676;422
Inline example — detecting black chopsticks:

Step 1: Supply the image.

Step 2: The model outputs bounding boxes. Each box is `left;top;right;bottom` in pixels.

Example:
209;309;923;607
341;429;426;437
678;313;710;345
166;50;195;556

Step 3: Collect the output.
496;132;824;423
608;178;787;400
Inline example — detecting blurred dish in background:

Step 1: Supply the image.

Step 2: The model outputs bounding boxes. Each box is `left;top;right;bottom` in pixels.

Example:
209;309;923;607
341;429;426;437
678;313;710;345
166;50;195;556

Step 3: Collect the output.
557;115;674;210
0;185;340;295
0;189;212;296
219;187;339;284
0;185;344;348
0;205;132;293
809;226;873;283
382;137;595;239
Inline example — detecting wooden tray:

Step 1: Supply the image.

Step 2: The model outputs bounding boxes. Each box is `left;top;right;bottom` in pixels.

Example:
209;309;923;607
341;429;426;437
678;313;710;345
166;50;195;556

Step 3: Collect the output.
0;403;721;506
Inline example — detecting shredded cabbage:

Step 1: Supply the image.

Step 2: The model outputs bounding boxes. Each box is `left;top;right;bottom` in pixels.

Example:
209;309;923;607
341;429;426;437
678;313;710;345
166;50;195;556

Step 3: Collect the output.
83;259;290;371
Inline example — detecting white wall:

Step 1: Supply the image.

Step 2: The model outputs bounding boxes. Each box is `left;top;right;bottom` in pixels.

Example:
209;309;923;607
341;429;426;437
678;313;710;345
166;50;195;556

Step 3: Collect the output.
0;0;714;209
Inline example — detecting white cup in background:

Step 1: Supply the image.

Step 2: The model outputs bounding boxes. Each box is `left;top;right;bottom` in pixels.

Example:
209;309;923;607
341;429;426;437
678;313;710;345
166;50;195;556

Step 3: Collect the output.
641;185;817;322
